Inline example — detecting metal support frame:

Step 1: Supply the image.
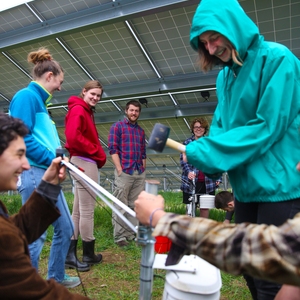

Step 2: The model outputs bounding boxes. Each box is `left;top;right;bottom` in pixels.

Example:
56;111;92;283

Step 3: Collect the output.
62;159;160;299
61;160;137;232
137;180;159;300
186;173;197;218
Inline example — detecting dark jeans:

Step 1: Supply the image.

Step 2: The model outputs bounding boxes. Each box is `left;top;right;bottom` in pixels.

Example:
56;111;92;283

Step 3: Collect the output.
18;167;74;282
235;197;300;300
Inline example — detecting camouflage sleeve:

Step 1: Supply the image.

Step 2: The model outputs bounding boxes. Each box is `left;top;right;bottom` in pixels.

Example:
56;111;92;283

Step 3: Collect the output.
153;212;300;286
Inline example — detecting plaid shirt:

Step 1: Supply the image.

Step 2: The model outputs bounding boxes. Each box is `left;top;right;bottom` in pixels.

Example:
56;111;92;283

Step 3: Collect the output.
153;212;300;286
180;136;221;194
108;118;146;175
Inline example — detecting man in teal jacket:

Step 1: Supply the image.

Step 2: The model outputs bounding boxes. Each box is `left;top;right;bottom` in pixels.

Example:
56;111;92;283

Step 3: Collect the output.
187;0;300;299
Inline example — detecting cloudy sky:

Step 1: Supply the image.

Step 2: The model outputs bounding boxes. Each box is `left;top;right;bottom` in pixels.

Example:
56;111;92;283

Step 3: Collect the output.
0;0;34;12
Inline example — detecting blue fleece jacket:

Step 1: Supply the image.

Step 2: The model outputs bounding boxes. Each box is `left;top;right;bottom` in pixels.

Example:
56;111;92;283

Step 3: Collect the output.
187;0;300;203
9;81;61;169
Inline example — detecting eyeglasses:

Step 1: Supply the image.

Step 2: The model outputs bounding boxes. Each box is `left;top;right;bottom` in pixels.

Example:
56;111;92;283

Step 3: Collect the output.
193;126;204;129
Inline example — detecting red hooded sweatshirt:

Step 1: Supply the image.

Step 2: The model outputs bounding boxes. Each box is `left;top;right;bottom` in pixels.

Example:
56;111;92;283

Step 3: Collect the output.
65;95;106;168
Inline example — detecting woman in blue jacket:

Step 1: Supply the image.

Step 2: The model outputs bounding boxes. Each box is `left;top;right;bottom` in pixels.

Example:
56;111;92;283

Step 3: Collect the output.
9;47;80;288
187;0;300;299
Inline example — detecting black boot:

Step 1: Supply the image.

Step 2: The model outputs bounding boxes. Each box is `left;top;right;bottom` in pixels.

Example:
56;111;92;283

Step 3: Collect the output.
65;240;90;272
82;240;103;265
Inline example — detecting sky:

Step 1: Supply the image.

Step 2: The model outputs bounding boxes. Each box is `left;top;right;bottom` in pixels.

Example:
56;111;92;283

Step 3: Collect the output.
0;0;34;12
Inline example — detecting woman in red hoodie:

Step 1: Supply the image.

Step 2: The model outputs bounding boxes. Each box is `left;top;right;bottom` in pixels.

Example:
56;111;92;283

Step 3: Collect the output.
65;80;106;270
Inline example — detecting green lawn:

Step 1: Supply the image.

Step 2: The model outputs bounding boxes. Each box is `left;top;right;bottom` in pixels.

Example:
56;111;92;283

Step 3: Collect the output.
2;191;251;299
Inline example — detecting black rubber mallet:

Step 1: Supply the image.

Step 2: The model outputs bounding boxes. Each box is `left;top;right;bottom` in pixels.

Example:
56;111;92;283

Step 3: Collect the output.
148;123;186;153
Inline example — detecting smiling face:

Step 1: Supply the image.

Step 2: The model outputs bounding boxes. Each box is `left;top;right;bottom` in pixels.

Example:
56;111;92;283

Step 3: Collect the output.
43;71;64;95
0;136;30;191
193;121;205;139
82;87;102;107
49;72;64;94
199;31;233;63
125;104;141;124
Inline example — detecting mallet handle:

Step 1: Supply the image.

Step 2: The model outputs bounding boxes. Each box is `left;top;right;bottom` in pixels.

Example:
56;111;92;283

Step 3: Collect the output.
166;138;186;152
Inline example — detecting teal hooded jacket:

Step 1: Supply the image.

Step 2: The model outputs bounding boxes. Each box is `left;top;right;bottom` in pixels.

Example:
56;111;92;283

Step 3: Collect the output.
187;0;300;202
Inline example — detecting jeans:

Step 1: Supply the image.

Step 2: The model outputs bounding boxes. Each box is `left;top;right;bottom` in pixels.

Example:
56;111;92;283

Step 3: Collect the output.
18;166;74;282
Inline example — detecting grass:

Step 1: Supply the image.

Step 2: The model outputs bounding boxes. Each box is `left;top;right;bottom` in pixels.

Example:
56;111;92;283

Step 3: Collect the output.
2;191;250;299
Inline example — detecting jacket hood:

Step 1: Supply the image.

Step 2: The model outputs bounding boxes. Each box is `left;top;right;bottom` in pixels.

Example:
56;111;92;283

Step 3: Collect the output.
190;0;260;60
68;95;91;112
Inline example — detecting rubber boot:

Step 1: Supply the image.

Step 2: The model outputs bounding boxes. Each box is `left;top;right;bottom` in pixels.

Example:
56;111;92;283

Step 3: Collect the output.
82;240;103;265
65;240;90;272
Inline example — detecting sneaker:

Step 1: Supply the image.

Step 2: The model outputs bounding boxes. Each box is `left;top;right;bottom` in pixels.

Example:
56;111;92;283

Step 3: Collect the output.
60;274;81;288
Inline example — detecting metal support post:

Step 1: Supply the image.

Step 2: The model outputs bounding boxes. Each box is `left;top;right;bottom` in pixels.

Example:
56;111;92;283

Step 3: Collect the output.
137;180;160;300
191;175;196;217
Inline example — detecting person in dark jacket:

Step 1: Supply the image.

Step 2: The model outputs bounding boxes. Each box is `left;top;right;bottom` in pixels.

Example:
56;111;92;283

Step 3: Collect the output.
65;80;106;268
0;113;89;299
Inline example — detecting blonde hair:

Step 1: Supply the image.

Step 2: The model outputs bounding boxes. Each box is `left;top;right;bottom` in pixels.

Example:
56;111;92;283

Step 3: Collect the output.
27;47;64;79
231;49;243;67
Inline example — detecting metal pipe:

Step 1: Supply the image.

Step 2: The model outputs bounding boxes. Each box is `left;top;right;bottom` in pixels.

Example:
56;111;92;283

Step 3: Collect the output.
61;160;137;232
137;180;159;300
191;173;196;218
223;172;228;190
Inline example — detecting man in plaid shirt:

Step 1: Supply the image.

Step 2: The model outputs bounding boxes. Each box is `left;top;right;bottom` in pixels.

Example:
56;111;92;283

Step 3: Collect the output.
108;100;146;247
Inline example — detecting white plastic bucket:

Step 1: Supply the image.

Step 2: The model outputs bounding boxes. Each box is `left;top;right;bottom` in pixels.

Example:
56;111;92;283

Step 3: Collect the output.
199;194;215;209
162;255;221;300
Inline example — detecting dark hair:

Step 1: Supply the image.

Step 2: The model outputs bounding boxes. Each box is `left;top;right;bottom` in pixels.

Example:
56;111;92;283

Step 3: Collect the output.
125;100;142;112
0;113;28;155
190;117;209;135
79;80;104;98
28;47;64;79
214;191;234;209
